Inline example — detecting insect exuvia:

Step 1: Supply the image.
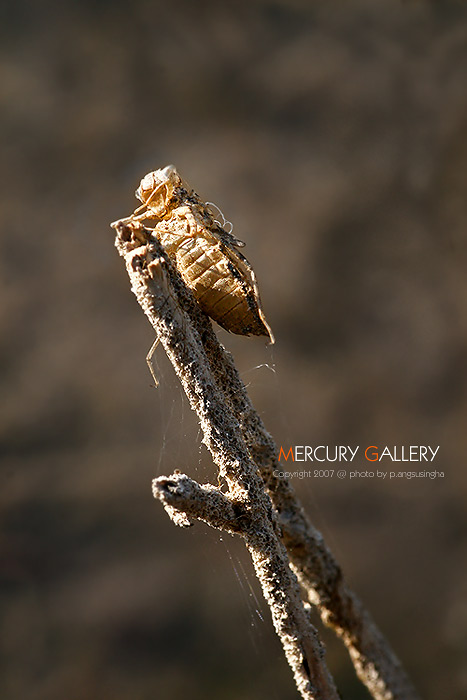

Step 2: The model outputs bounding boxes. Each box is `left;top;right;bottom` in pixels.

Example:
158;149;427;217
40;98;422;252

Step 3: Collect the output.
121;165;274;340
112;165;274;383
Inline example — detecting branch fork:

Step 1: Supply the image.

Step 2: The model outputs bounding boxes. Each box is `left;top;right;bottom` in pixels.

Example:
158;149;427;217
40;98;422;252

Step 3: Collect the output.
113;216;420;700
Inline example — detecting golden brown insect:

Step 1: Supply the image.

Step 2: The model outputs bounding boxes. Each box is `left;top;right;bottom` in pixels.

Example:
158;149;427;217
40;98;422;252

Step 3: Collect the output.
112;165;274;385
124;165;274;343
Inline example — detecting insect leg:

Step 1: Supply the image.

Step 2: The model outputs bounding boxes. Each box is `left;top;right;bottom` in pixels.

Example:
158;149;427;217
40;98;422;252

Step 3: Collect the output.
129;181;171;223
146;336;161;388
171;205;200;237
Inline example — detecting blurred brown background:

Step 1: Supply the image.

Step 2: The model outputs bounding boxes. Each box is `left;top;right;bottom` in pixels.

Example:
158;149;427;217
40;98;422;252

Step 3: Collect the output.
1;1;467;698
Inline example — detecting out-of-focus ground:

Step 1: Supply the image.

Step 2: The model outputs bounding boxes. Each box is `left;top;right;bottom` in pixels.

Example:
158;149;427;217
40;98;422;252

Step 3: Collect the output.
1;1;467;698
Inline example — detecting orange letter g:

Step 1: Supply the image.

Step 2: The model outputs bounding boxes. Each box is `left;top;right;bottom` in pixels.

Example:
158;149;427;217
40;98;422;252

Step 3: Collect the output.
365;445;379;462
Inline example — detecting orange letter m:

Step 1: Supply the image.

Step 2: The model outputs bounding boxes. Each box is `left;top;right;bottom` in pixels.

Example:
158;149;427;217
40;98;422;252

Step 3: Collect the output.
278;446;294;462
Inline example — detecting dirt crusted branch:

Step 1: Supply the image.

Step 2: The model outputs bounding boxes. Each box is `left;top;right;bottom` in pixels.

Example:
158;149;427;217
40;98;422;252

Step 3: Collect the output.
113;218;420;700
114;220;339;700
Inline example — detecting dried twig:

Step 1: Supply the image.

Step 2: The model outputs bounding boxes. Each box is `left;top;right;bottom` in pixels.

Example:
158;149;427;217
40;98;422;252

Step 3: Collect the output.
113;205;420;700
183;294;420;700
114;221;339;700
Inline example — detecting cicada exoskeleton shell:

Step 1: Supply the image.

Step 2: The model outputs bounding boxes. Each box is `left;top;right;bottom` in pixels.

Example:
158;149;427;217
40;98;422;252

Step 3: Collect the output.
128;165;274;343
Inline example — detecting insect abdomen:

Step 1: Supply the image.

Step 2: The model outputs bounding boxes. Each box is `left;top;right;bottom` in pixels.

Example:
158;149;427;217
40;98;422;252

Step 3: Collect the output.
158;229;270;337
